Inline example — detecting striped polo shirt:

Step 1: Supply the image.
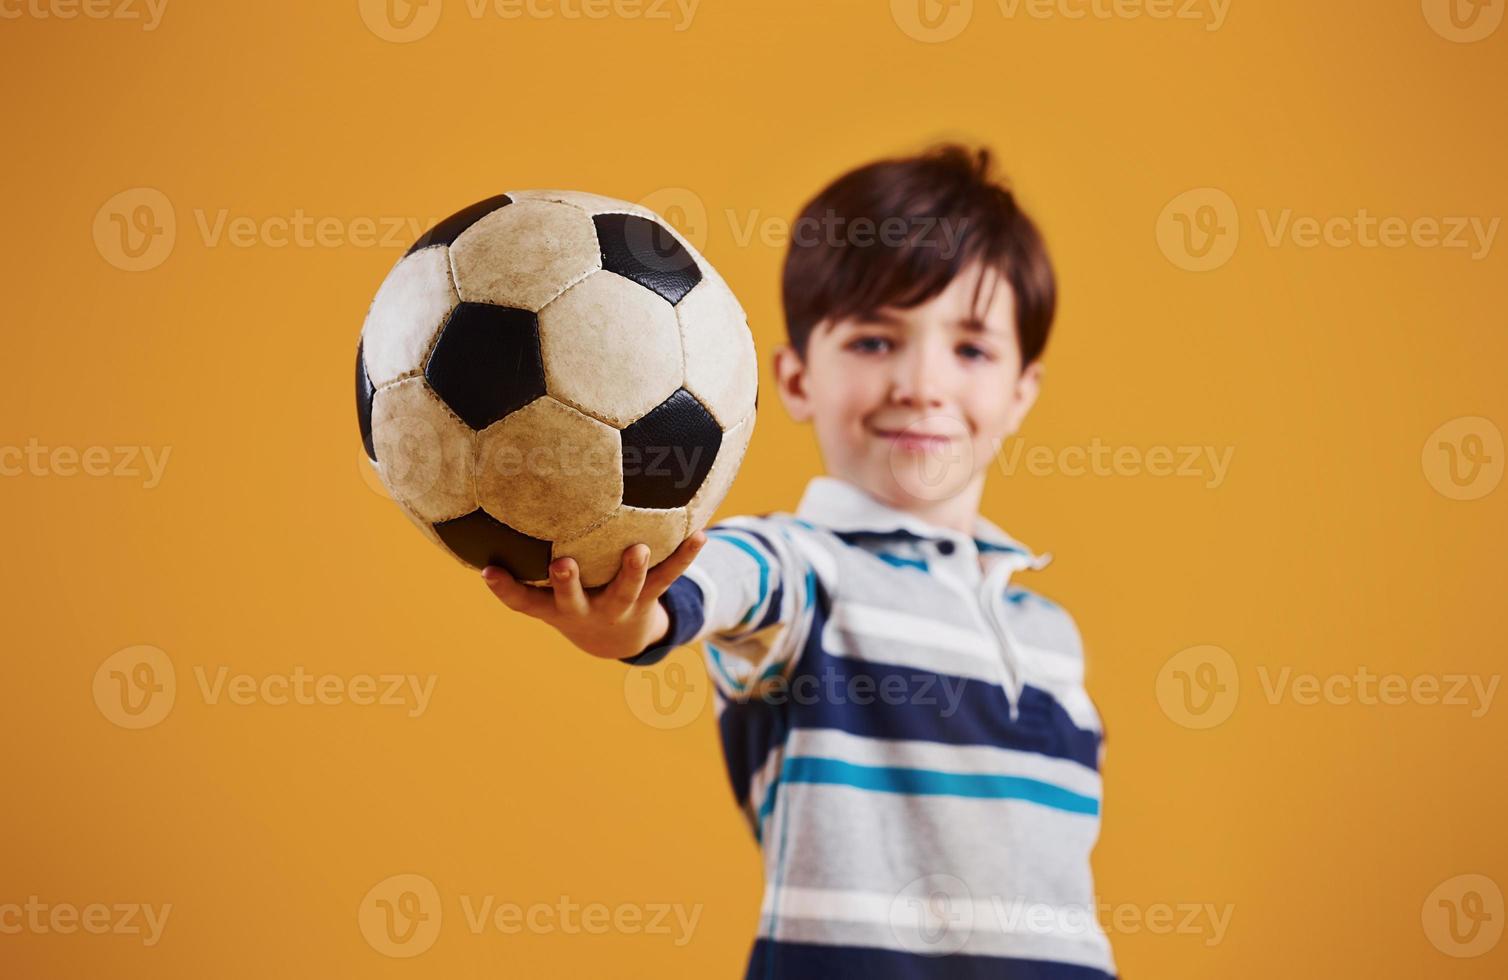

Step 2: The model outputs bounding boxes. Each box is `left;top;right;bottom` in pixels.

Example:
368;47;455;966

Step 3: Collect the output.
632;476;1114;979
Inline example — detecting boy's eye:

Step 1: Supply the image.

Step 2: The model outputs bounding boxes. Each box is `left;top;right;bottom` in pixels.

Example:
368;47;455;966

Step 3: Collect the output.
846;336;893;355
957;343;993;362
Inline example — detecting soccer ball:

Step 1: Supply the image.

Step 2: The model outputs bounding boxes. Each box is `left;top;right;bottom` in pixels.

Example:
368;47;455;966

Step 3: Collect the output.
356;190;757;587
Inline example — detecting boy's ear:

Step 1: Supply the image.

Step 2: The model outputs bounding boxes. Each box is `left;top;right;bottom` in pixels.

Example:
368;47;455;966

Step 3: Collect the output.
773;344;814;423
1005;360;1044;435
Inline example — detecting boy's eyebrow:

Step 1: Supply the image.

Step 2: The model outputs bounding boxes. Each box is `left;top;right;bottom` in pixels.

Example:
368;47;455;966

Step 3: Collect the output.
852;309;906;327
850;310;1002;334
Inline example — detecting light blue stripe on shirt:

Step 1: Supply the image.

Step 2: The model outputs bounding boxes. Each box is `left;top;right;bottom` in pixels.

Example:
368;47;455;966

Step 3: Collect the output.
707;529;770;627
781;755;1100;816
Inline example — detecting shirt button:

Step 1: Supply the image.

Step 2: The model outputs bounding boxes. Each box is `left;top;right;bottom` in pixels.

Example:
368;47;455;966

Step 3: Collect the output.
937;540;956;556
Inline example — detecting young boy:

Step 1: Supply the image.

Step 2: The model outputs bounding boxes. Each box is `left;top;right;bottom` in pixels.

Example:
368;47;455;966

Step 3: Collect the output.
481;145;1114;979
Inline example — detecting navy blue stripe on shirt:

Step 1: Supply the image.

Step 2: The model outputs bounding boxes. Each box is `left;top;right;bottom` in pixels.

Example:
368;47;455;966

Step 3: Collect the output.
783;655;1102;772
719;696;787;809
746;939;1115;979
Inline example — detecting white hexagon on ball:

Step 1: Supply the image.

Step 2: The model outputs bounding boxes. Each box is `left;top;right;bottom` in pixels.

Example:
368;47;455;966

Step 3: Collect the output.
360;246;459;388
538;270;684;428
474;396;624;542
677;275;758;429
450;200;602;313
370;377;475;524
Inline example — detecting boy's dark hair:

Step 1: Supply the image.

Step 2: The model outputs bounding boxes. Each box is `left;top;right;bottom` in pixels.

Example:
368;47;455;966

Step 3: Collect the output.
781;144;1056;367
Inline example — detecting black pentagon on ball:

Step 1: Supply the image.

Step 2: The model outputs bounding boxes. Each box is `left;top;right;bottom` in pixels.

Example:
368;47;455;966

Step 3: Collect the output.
356;339;377;461
433;509;553;580
405;194;513;256
424;302;545;431
621;388;722;509
594;213;703;306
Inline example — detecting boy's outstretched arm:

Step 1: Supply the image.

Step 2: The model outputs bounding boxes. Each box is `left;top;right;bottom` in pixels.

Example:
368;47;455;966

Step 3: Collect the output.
479;533;707;662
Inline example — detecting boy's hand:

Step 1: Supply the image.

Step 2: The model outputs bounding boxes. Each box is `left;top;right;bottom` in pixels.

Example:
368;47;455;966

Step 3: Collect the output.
480;533;707;661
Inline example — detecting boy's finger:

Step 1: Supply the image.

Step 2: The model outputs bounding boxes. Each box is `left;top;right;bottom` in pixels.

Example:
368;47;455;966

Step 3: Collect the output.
600;544;650;619
481;566;553;619
549;558;590;617
643;532;707;599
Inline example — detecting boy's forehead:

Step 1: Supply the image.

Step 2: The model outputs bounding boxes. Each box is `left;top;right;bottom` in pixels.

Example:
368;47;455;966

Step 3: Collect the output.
845;264;1016;333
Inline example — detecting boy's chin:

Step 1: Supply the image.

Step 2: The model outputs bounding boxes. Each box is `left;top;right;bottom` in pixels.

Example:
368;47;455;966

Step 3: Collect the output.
864;452;982;508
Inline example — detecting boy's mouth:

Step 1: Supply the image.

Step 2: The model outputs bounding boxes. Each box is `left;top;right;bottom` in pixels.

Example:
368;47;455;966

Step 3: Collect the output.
870;427;958;453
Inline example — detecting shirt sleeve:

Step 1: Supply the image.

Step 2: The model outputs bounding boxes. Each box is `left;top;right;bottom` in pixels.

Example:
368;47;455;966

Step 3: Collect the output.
620;517;819;702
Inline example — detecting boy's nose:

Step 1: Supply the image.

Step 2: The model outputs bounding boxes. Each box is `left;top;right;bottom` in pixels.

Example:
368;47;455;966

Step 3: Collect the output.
890;345;949;408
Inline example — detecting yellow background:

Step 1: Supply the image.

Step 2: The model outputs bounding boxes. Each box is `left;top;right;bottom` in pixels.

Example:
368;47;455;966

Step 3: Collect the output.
2;0;1505;976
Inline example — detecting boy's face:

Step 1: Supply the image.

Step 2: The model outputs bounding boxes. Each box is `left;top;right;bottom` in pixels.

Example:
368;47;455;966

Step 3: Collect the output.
775;261;1041;520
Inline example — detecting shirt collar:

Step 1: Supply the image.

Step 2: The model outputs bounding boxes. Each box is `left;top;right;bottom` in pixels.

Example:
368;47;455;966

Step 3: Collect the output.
794;476;1048;566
